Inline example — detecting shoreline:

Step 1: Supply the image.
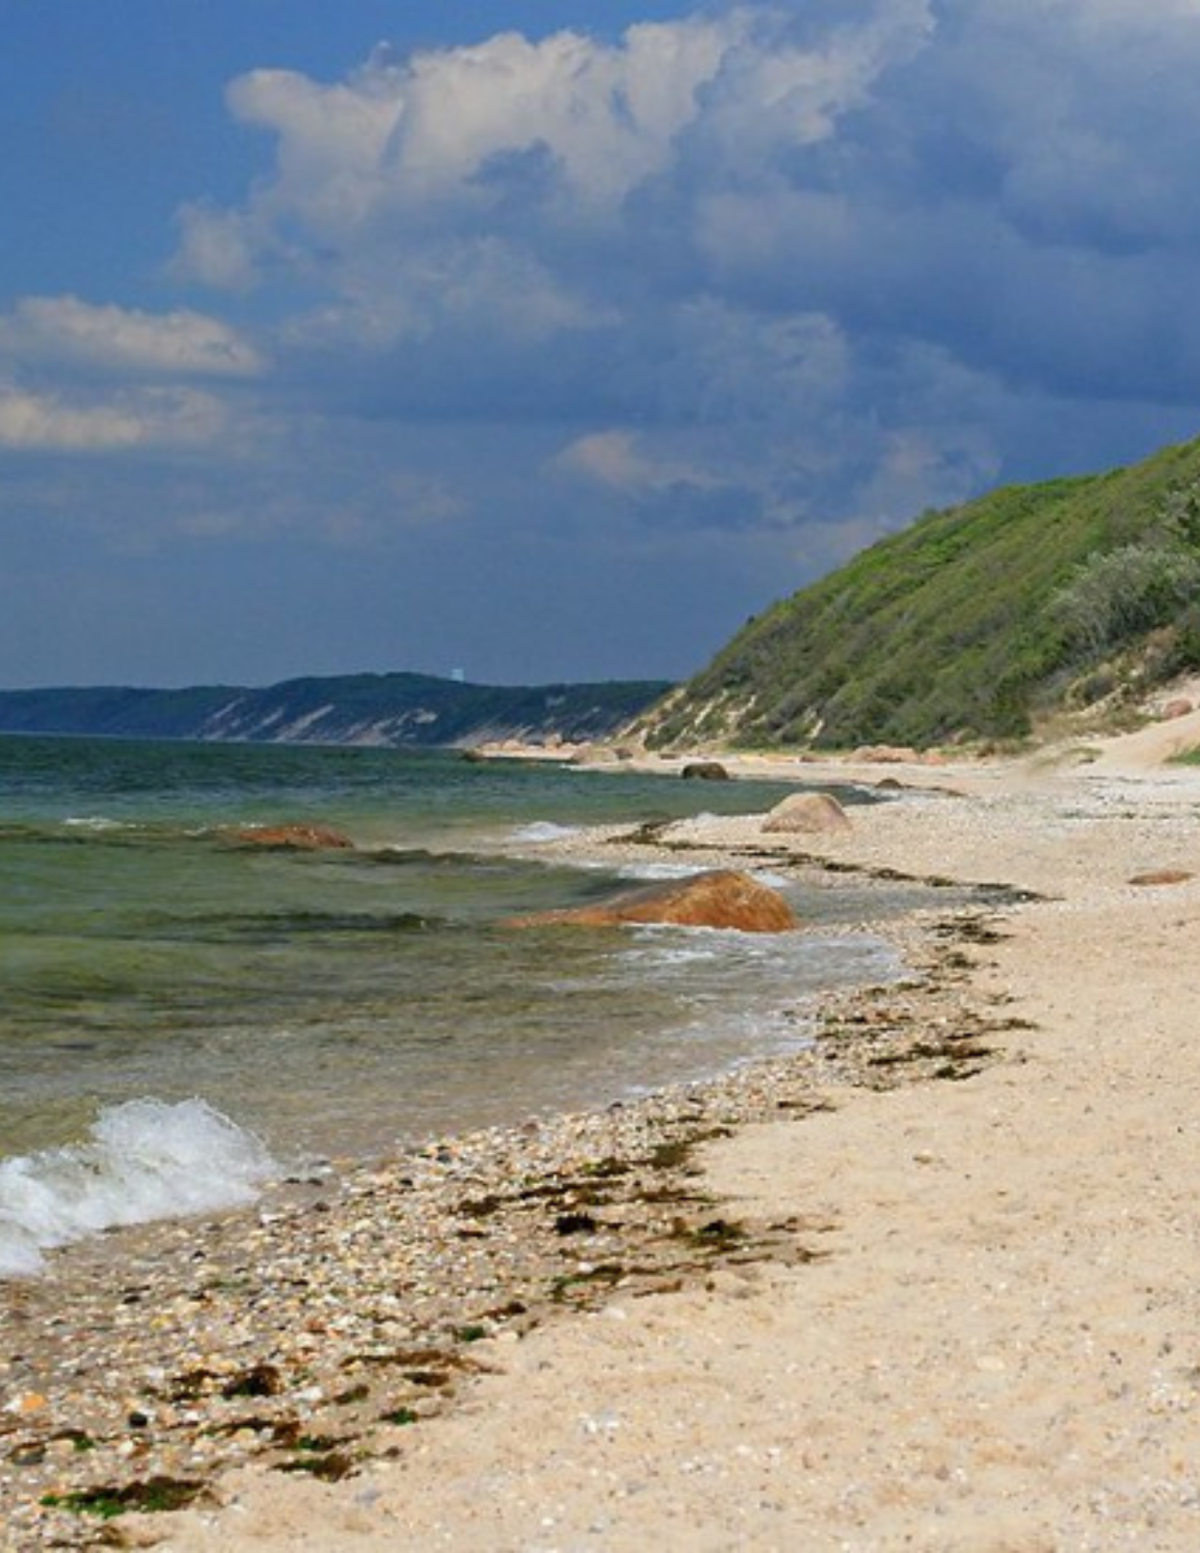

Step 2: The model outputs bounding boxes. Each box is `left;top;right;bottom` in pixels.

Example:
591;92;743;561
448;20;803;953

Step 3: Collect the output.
1;798;1011;1551
6;743;1200;1547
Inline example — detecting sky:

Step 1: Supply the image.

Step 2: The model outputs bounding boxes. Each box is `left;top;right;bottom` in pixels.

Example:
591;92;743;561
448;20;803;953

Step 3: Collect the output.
3;1;1200;690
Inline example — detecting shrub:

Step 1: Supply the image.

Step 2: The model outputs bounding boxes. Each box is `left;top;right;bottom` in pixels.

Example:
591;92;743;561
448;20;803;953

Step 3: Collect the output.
1053;545;1200;659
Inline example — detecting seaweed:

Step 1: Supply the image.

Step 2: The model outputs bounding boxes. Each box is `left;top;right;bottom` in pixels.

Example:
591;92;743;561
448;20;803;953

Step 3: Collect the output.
41;1477;205;1520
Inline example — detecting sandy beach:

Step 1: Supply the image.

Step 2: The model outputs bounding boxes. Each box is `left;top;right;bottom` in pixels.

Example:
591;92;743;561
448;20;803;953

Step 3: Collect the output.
7;716;1200;1550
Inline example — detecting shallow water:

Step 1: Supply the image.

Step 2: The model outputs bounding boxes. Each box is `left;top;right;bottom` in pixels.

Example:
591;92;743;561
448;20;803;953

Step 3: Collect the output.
0;734;929;1273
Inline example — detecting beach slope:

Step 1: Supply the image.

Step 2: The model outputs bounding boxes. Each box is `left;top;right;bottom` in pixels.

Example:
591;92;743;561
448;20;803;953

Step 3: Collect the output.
137;749;1200;1552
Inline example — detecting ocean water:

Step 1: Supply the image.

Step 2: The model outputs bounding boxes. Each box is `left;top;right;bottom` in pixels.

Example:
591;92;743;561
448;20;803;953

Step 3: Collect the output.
0;734;916;1275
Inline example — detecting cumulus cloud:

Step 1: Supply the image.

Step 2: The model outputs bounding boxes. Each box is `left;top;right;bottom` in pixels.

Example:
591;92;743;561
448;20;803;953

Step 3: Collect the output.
170;2;1200;493
13;0;1200;684
0;296;264;379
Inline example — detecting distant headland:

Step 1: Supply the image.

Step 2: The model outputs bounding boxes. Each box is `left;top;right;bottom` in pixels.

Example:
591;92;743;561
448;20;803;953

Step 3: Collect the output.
0;672;672;749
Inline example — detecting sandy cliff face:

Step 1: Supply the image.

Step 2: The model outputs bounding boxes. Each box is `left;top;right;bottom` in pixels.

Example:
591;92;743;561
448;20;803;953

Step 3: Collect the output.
0;674;671;749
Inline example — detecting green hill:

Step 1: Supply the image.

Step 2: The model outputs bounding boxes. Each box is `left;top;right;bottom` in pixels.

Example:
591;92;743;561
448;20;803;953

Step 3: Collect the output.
640;434;1200;751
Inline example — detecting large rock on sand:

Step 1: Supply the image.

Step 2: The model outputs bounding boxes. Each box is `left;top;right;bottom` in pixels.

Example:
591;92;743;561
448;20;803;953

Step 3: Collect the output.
681;761;731;781
761;792;851;835
507;869;797;934
229;824;354;851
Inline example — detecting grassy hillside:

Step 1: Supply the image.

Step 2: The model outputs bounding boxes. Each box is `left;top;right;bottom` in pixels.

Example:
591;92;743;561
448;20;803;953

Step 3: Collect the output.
641;435;1200;751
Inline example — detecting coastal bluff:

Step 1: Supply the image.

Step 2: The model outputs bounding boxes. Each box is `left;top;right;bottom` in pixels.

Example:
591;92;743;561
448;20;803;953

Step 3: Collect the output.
0;672;670;750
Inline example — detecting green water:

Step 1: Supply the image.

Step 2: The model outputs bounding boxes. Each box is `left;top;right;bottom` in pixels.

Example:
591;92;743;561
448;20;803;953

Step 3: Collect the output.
0;734;908;1165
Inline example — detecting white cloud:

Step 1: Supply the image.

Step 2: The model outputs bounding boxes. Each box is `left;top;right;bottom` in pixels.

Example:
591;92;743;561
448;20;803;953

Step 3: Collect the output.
382;22;731;205
0;296;264;379
21;0;1200;630
555;429;724;495
0;385;232;453
156;1;1200;548
171;5;928;331
171;205;261;291
0;389;144;452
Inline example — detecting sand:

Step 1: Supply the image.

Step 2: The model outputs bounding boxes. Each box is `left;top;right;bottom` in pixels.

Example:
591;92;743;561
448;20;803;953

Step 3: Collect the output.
14;728;1200;1550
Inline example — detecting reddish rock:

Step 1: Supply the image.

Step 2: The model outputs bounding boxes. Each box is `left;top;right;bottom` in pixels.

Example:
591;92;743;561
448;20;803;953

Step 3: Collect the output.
1128;869;1193;887
506;869;798;934
229;824;355;851
1162;698;1194;720
761;792;851;835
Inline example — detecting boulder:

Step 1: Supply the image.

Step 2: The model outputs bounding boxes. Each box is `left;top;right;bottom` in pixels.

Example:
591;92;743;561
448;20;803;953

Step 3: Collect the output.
680;761;731;781
1128;869;1193;887
229;824;354;851
761;792;851;835
1162;699;1194;721
506;869;798;934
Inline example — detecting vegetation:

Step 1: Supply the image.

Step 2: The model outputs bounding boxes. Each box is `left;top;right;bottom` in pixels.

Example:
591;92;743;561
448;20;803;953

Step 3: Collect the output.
0;673;672;749
41;1477;204;1519
640;435;1200;751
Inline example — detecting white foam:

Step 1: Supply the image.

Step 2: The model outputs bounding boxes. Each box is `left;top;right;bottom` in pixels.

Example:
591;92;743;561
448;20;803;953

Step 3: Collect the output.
749;869;793;890
615;861;708;882
511;821;583;843
0;1099;277;1278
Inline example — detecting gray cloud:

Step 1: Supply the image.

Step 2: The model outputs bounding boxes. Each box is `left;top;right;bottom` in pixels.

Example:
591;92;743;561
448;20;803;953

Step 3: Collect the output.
174;2;1200;460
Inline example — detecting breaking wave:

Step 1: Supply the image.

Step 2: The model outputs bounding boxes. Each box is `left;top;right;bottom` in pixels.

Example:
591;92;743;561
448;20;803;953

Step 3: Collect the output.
510;821;584;843
0;1099;277;1278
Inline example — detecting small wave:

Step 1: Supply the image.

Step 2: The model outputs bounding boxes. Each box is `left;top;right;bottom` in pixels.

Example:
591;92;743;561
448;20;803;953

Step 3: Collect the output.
624;943;722;966
369;847;501;870
171;909;440;944
614;861;709;882
0;1099;277;1278
749;869;794;890
511;821;584;844
63;816;127;831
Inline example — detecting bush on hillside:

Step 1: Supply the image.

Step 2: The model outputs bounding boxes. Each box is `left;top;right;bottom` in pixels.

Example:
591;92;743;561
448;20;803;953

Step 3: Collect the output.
1053;544;1200;659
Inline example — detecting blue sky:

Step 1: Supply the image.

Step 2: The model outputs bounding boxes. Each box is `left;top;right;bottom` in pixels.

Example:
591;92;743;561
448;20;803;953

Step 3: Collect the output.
3;1;1200;689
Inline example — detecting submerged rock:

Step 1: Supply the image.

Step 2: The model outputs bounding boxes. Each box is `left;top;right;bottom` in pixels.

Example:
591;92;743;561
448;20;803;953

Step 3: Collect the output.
228;824;355;851
761;792;851;835
506;869;798;934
